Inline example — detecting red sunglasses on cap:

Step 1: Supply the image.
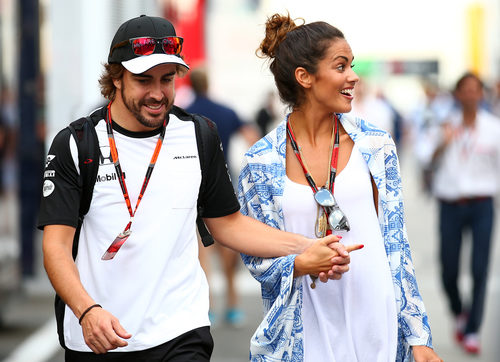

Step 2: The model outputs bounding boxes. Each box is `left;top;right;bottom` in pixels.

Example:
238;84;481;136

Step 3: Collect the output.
109;36;183;58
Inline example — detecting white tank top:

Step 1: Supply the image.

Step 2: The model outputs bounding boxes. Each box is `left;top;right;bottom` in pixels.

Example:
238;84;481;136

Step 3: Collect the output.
283;143;397;362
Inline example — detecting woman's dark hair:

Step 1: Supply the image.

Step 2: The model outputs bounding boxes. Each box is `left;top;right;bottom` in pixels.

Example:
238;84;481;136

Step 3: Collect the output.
99;63;125;101
257;13;345;108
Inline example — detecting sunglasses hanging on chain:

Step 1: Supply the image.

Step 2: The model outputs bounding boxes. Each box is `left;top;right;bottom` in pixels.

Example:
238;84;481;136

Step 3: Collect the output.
286;114;350;288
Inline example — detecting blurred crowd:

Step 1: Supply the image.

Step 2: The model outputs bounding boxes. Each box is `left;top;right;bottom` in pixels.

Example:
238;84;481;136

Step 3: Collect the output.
0;83;18;203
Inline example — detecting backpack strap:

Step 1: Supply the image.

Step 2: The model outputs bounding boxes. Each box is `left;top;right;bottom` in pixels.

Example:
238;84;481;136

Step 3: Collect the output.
192;113;217;247
55;115;100;349
67;116;100;258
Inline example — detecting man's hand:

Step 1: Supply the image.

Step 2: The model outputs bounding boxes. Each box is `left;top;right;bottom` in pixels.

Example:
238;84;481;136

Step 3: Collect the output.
412;345;443;362
80;307;132;354
294;235;363;278
318;240;364;282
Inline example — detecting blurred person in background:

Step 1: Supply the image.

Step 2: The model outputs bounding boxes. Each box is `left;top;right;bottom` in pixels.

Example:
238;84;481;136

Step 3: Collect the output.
0;81;20;310
0;83;9;322
411;78;454;194
19;74;46;281
186;66;260;181
350;78;398;144
38;15;352;361
238;13;441;362
488;79;500;117
0;83;18;222
375;88;404;149
0;87;7;198
254;90;278;136
419;72;500;355
186;66;260;327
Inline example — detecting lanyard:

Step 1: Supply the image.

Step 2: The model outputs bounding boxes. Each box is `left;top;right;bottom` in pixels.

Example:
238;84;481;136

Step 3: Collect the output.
286;114;340;195
458;126;476;159
286;114;340;288
105;102;167;233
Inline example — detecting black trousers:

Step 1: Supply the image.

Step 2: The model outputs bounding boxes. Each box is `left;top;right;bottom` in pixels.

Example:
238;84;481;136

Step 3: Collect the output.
439;198;494;334
65;326;213;362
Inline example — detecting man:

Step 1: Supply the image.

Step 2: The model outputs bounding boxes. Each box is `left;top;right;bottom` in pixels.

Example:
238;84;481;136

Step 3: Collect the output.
186;66;260;327
421;72;500;355
186;66;260;177
38;15;358;361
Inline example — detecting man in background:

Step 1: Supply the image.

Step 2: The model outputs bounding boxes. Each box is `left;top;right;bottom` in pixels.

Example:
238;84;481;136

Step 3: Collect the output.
186;67;260;326
420;72;500;355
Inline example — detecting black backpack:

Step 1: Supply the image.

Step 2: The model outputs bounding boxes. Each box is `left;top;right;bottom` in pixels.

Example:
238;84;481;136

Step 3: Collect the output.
67;105;216;256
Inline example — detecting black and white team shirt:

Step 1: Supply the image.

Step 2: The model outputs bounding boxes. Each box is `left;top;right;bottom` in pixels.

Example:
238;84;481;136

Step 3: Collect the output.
38;106;240;352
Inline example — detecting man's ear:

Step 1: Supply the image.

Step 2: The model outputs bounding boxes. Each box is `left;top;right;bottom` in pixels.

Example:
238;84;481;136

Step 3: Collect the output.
113;77;122;90
295;67;312;89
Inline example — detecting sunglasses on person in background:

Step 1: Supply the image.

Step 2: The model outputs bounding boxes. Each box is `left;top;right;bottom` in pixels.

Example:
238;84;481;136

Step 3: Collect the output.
314;188;350;231
109;36;183;58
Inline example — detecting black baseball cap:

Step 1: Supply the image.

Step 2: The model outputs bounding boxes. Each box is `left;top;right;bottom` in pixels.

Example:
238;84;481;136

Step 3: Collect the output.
108;15;189;74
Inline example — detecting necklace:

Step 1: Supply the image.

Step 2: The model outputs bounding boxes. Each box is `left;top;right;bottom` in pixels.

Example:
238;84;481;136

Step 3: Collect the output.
287;113;340;234
286;114;340;288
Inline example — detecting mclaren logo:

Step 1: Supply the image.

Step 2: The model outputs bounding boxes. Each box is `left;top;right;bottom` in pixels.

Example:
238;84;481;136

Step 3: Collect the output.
173;155;197;160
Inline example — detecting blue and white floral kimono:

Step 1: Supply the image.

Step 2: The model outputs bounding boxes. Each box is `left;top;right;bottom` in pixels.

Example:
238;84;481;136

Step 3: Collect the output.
237;113;433;362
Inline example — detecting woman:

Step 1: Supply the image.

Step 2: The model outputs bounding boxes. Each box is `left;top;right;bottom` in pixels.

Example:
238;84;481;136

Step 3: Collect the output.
238;14;442;362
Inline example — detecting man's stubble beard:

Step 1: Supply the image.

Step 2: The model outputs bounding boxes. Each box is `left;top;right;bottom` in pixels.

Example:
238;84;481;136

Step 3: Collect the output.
121;86;173;129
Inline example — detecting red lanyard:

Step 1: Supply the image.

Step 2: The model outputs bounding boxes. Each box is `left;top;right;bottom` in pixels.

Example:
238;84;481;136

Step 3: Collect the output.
287;115;340;288
286;114;340;195
105;101;167;229
101;102;167;260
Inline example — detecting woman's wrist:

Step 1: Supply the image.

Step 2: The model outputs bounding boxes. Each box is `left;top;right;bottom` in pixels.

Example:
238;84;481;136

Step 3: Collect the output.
293;254;303;277
292;235;313;255
293;253;313;277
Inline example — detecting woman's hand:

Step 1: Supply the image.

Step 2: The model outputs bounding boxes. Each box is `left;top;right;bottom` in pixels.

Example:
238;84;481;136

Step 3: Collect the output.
318;241;363;282
412;345;443;362
294;235;363;278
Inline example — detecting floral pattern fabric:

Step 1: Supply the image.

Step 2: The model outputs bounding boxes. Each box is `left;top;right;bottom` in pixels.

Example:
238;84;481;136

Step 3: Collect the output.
237;113;433;362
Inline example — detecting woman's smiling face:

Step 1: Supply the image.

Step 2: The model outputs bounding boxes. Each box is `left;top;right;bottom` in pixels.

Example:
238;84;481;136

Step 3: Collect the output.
305;39;359;114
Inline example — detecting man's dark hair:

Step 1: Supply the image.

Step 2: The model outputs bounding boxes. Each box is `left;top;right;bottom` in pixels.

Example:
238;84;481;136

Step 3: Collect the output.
99;63;125;101
455;72;484;92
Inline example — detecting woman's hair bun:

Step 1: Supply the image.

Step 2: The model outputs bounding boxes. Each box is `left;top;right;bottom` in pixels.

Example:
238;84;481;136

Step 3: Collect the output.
258;13;300;59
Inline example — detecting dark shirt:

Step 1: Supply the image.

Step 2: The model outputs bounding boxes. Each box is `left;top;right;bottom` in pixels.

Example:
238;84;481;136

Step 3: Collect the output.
186;95;243;161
